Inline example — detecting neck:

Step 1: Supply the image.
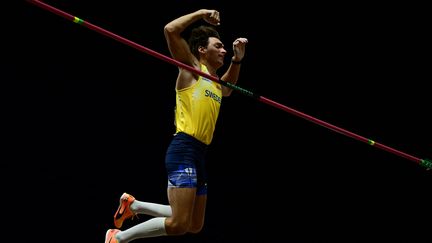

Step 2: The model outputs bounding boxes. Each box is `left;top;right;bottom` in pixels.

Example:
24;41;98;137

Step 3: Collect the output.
200;61;218;77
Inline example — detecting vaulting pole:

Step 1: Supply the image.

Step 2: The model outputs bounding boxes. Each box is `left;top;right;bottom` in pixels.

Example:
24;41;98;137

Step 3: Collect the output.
28;0;431;170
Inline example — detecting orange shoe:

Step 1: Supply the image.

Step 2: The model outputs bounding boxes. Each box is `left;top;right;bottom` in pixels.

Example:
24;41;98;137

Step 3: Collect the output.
114;192;137;228
105;229;120;243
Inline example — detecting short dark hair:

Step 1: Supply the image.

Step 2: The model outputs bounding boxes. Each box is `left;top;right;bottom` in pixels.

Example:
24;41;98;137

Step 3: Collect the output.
188;25;221;59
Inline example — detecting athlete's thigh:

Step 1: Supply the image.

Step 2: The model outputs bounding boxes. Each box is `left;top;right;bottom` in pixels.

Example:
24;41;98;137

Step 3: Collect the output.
168;187;197;223
191;194;207;227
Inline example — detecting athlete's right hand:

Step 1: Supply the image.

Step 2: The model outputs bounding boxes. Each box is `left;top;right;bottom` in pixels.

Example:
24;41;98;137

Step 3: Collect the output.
203;10;220;26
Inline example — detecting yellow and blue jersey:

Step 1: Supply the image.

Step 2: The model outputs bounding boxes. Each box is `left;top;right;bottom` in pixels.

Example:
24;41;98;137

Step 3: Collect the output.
174;64;222;145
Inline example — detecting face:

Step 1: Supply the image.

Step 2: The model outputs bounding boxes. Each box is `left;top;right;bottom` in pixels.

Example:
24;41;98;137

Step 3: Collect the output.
201;37;227;68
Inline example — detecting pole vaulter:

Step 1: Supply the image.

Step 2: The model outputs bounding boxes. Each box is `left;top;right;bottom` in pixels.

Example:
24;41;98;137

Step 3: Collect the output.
28;0;431;170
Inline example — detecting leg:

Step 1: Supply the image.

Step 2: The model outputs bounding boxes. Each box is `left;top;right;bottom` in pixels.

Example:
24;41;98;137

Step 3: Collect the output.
189;194;207;233
130;199;172;217
111;187;201;243
113;192;172;229
165;187;198;235
107;132;208;242
108;193;170;243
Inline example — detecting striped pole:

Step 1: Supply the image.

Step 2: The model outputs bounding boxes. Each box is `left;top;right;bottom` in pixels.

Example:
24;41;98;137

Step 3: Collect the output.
28;0;431;170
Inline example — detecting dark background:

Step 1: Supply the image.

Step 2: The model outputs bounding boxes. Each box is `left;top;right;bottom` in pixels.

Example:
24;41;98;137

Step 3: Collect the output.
7;1;431;242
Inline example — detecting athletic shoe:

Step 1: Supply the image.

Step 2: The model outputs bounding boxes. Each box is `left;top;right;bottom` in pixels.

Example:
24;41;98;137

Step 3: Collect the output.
114;192;137;228
105;229;120;243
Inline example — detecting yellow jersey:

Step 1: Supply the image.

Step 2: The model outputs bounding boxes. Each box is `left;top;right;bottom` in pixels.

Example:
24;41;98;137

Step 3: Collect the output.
174;64;222;145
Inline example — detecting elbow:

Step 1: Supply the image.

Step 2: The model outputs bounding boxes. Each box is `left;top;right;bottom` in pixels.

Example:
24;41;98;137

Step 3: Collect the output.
164;24;182;41
163;25;172;36
164;23;178;36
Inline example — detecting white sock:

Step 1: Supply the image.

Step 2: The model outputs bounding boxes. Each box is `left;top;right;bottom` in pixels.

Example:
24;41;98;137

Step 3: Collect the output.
130;200;172;217
116;217;167;242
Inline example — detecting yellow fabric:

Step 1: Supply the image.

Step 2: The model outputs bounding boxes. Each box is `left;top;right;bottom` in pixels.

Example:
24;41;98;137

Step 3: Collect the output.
174;64;222;145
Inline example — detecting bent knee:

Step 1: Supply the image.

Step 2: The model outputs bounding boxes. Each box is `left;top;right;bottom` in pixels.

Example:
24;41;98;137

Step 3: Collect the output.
188;224;204;234
165;216;206;235
165;220;190;235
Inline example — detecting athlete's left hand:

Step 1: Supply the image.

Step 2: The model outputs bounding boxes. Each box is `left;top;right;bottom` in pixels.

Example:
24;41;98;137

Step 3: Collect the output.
232;38;248;62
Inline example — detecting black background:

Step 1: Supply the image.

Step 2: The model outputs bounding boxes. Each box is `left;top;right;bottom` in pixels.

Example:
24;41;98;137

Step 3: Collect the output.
7;1;431;242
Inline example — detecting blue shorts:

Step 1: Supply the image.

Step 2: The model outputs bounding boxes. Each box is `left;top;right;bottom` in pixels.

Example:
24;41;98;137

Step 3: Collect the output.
165;132;208;195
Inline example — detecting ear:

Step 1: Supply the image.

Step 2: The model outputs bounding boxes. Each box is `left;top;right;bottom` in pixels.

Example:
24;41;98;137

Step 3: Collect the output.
198;46;206;54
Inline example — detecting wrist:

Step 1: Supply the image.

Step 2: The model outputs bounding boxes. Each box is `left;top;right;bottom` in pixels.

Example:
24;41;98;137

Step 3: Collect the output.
231;59;242;64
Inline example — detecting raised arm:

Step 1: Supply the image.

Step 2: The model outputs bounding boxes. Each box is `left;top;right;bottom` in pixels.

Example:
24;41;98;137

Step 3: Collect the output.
221;37;248;96
164;9;220;68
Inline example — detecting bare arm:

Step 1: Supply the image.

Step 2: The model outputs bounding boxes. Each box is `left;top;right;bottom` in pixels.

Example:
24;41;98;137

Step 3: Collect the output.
164;9;221;89
221;37;248;96
164;9;220;67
